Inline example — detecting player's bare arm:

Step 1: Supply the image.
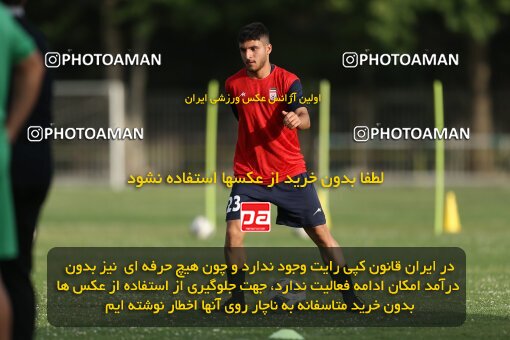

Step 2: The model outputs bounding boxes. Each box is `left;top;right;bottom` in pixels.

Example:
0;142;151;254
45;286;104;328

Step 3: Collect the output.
282;106;310;130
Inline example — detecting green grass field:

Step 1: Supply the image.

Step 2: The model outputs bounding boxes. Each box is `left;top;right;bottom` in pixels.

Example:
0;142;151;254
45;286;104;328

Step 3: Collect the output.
33;186;509;339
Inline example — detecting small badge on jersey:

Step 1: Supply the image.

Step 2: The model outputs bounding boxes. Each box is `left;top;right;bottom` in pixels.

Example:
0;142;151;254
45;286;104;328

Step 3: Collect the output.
241;202;271;232
269;88;277;101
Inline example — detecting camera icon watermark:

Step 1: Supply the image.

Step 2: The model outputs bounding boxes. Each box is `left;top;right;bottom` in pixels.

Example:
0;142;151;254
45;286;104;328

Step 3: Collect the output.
353;126;370;142
27;126;44;142
45;52;61;68
342;52;358;68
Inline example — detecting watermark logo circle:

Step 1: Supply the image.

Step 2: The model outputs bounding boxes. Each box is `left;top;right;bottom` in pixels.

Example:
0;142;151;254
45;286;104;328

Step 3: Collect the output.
342;52;358;68
27;126;44;142
45;52;61;68
353;126;369;142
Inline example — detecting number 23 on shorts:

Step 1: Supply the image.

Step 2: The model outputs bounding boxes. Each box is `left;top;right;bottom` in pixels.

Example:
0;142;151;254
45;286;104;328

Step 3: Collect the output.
226;195;241;213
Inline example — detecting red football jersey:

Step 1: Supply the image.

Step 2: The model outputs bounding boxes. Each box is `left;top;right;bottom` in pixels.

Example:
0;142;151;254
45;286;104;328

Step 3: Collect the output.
225;65;307;184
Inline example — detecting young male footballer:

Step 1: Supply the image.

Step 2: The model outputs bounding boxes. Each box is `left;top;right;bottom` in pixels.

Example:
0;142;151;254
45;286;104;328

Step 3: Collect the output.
223;22;362;311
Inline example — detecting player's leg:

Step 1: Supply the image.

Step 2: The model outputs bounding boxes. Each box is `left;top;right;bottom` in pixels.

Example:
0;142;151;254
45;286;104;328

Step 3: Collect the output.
6;147;52;339
223;183;270;309
224;190;246;262
273;174;346;269
224;219;246;270
223;219;247;307
224;190;248;268
225;219;244;247
0;185;47;340
224;184;266;266
274;173;363;310
0;276;12;340
224;188;251;308
272;173;346;269
302;223;346;267
304;225;363;310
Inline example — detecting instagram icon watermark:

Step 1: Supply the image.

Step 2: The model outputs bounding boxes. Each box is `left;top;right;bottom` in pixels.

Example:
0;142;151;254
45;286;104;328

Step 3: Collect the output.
353;126;470;142
27;126;44;142
26;126;144;142
342;52;359;68
342;52;459;68
44;52;162;68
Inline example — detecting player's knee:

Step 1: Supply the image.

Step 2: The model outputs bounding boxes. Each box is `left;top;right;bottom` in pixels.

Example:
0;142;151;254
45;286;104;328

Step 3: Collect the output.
314;237;335;247
224;220;244;247
306;224;338;247
225;233;243;248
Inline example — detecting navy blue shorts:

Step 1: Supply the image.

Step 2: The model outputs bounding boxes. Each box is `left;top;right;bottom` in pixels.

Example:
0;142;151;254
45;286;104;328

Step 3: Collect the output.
225;172;326;228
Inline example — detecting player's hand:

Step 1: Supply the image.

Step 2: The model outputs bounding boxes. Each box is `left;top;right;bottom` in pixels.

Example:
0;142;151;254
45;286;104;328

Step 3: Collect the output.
282;111;301;129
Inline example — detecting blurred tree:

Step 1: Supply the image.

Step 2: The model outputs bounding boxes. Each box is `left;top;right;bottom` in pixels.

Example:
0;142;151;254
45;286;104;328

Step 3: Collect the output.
328;0;382;168
25;1;510;173
426;0;510;171
365;0;510;172
101;1;151;172
101;0;225;173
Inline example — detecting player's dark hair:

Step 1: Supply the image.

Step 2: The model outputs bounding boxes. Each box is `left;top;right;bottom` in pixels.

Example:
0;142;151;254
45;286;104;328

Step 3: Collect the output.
238;22;270;43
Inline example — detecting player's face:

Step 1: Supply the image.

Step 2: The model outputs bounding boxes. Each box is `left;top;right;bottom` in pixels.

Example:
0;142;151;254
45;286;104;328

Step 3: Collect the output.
239;39;272;73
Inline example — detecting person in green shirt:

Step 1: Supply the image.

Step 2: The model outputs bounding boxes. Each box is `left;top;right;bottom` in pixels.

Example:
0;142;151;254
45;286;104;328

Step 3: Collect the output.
0;3;43;339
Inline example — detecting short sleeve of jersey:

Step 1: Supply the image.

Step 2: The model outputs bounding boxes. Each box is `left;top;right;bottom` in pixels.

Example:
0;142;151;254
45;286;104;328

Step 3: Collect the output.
286;79;305;112
225;80;239;120
5;10;36;64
